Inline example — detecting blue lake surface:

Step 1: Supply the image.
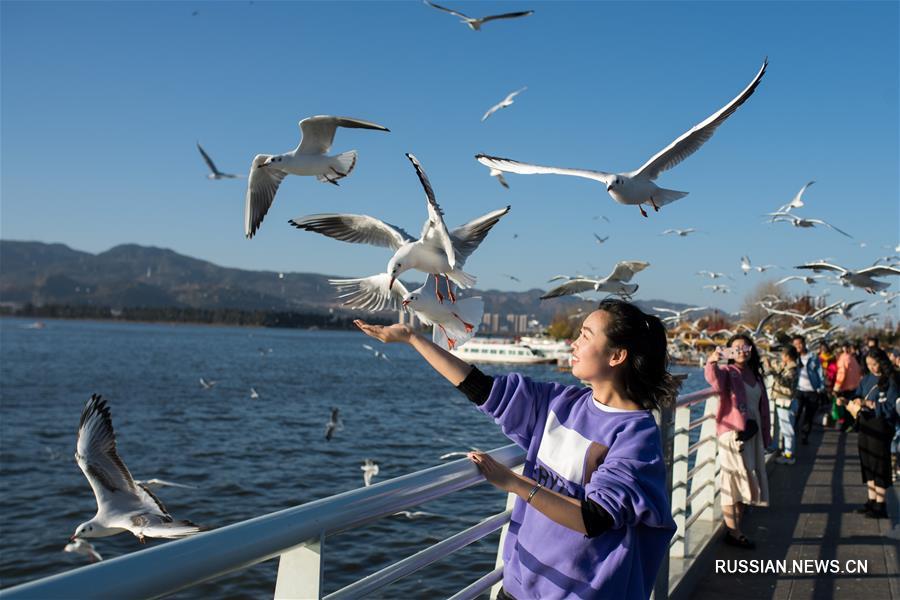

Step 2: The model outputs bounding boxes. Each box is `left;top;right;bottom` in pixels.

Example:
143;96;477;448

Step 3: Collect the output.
0;317;708;597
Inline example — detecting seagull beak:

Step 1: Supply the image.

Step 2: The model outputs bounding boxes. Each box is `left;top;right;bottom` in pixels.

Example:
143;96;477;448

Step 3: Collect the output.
606;184;613;192
69;535;77;542
389;277;396;290
401;299;410;307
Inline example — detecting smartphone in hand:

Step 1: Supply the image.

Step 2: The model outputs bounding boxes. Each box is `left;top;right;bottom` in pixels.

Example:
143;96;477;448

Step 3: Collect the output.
719;346;737;361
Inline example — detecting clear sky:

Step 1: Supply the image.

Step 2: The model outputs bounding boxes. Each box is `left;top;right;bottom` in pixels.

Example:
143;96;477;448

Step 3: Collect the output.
2;1;898;317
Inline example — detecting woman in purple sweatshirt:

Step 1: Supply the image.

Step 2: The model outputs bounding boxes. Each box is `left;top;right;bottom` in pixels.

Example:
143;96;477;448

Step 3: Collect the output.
355;299;678;599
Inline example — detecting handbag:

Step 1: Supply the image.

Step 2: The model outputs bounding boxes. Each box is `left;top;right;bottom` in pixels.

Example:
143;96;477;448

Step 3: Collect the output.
736;419;759;442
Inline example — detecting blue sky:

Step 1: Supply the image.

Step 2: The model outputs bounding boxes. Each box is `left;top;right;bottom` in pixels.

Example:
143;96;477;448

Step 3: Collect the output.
2;1;898;316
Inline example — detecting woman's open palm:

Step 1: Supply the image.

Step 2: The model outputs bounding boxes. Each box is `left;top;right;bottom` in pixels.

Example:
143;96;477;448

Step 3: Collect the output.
354;320;414;344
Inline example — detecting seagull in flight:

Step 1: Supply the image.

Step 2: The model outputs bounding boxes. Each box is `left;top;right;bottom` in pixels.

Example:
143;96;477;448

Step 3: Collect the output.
541;261;649;300
424;1;534;31
362;344;390;360
593;233;609;244
196;143;240;180
249;387;260;399
766;212;853;238
291;153;510;303
794;261;900;294
775;275;823;286
774;180;815;214
488;167;510;189
652;306;709;325
134;478;197;491
662;228;698;237
325;408;342;441
199;377;216;389
704;284;731;294
477;59;767;217
70;395;204;543
245;115;390;238
697;270;729;280
63;539;103;563
361;459;379;487
482;87;527;122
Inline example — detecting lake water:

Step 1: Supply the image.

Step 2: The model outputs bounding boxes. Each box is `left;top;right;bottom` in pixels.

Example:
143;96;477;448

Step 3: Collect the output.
0;317;708;598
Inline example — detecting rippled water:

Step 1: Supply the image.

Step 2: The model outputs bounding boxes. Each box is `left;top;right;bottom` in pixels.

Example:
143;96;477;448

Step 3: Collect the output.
0;317;706;597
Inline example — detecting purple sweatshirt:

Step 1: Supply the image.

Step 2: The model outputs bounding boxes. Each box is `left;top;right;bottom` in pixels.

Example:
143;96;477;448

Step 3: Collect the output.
480;373;675;600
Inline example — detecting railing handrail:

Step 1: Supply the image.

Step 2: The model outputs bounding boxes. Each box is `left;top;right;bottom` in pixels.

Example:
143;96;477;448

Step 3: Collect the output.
0;445;526;600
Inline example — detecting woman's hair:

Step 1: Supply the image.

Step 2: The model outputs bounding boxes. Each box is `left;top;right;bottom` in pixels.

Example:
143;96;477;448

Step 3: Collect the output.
818;341;832;354
726;333;765;383
781;345;799;362
596;298;678;411
865;348;897;391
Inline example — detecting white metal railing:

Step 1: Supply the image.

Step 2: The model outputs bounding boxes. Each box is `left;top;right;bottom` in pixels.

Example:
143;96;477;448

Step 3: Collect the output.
2;386;755;600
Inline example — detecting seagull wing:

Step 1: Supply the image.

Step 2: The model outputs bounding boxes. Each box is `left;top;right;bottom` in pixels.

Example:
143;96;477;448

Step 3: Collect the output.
775;276;802;285
482;101;504;122
480;10;535;23
196;143;220;175
328;273;409;312
541;278;598;299
245;155;289;239
295;115;389;155
856;265;900;278
795;262;847;274
476;154;613;184
606;260;650;282
75;395;144;514
449;206;511;266
806;219;852;238
406;153;456;268
632;58;767;181
652;307;679;315
289;214;414;250
423;0;471;19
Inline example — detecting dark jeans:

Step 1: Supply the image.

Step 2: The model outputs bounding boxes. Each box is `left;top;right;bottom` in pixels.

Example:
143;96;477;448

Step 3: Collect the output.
497;588;516;600
795;390;821;439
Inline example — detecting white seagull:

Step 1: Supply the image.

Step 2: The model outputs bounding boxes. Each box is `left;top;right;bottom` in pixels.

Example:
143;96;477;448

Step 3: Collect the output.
477;59;767;217
361;459;380;487
774;180;815;214
336;275;484;350
766;212;853;238
794;261;900;294
199;377;216;389
244;115;390;238
594;233;609;244
775;275;823;286
488;167;510;189
63;539;103;563
697;270;728;280
424;0;534;31
662;228;699;237
652;306;709;325
740;256;752;276
482;87;527;122
249;387;260;399
362;343;390;360
291;153;510;303
71;395;204;543
196;143;240;180
541;261;649;300
704;284;731;294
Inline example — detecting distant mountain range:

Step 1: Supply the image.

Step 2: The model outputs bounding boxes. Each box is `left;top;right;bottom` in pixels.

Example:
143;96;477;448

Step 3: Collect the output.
0;241;706;323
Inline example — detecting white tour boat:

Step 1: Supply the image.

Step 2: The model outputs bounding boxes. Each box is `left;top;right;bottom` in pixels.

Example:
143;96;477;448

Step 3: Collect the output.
450;337;558;365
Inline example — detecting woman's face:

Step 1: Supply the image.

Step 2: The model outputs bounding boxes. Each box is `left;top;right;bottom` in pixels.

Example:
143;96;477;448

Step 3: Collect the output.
571;310;619;381
866;355;881;376
730;338;753;366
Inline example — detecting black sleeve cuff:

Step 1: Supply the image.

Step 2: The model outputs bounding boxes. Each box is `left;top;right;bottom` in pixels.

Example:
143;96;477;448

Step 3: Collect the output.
456;366;494;406
581;499;614;538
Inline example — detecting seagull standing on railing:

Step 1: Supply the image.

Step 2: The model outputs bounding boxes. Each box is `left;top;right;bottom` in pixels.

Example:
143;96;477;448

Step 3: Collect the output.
477;59;767;217
293;154;510;303
244;115;390;238
70;395;205;544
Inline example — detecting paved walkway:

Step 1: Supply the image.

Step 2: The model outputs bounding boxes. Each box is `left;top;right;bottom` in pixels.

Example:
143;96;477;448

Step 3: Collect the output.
692;423;900;599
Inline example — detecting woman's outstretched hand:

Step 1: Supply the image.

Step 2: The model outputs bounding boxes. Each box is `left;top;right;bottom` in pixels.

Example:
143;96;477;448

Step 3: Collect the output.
354;320;415;344
468;451;518;492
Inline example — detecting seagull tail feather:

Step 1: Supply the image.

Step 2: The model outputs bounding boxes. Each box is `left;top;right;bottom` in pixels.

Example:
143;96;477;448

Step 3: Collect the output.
447;268;476;289
649;188;689;207
317;150;358;184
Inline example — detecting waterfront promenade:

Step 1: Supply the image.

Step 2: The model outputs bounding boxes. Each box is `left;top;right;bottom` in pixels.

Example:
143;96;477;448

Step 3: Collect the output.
692;425;900;599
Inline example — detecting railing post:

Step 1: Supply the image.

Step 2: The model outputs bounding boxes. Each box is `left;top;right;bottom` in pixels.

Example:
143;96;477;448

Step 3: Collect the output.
691;395;719;523
274;534;324;600
653;403;674;600
490;465;523;600
669;404;690;559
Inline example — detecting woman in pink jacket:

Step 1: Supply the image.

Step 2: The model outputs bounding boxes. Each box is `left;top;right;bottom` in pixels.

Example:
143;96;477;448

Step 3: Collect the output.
705;334;772;549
